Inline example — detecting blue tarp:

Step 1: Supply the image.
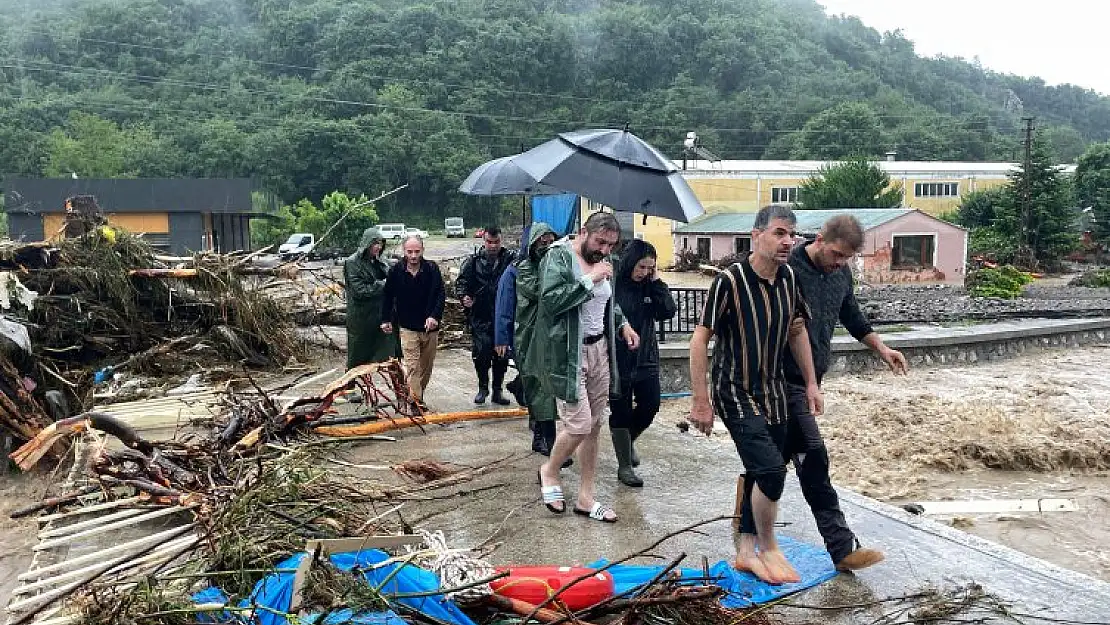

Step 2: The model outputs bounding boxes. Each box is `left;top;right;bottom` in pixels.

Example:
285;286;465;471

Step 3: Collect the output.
588;536;837;608
192;550;477;625
531;194;578;237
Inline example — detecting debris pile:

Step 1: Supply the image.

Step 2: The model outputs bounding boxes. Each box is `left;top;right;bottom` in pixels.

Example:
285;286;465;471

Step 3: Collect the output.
0;229;303;443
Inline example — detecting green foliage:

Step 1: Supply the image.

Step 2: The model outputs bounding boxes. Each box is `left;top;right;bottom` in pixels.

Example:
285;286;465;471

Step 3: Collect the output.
1;0;1107;222
251;191;378;252
1074;142;1110;243
955;187;1008;229
992;133;1076;268
798;158;904;209
966;265;1034;299
968;226;1017;265
1070;270;1110;288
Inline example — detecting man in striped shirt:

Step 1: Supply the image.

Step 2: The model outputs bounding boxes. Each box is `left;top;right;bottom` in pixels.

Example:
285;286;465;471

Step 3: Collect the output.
688;204;822;585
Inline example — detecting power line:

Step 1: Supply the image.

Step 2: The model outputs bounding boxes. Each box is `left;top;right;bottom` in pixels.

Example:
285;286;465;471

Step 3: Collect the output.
7;29;1005;125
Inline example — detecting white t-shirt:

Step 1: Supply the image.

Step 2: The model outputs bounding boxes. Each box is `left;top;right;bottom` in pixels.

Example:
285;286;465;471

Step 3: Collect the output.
580;276;610;337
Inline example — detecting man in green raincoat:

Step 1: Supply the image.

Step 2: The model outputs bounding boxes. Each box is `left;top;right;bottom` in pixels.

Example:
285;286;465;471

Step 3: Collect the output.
344;227;400;369
512;223;559;451
529;212;640;524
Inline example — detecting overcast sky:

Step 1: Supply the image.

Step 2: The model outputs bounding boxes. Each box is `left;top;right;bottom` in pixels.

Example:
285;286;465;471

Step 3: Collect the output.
818;0;1107;95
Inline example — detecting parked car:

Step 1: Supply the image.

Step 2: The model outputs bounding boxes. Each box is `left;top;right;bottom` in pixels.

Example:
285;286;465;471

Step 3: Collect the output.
278;233;315;260
405;227;430;239
378;223;406;240
445;217;465;237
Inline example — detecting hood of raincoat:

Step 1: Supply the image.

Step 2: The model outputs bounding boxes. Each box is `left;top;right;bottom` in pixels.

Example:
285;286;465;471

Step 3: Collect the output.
358;227;386;254
526;222;556;263
617;238;657;284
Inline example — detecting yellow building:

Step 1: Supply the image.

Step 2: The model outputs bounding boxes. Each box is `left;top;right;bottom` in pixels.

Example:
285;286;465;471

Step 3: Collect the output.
611;159;1075;269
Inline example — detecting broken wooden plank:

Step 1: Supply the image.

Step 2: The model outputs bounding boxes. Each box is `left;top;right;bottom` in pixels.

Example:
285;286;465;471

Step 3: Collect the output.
915;498;1079;515
39;506;167;539
34;506;194;551
20;524;195;581
37;496;143;523
303;535;424;555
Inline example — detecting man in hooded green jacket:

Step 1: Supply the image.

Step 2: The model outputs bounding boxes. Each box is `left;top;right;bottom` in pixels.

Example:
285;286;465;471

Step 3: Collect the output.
512;223;559;448
528;212;640;523
344;227;400;369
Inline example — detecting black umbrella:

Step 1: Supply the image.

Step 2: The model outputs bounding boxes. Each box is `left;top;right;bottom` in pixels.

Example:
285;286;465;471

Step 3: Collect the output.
512;129;705;223
458;154;562;196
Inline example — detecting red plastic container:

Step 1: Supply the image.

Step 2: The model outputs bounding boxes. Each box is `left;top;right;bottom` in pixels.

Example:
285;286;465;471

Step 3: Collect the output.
489;566;615;610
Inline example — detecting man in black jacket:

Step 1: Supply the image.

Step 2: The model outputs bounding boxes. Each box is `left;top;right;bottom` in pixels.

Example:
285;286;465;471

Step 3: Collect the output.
457;226;517;405
381;235;446;404
610;239;676;487
782;214;908;572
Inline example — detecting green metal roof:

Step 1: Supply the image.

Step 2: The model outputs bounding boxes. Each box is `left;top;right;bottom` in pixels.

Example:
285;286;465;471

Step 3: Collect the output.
673;208;915;234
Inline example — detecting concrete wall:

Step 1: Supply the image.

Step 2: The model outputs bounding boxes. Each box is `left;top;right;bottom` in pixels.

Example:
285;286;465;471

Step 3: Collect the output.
860;212;967;285
655;319;1110;394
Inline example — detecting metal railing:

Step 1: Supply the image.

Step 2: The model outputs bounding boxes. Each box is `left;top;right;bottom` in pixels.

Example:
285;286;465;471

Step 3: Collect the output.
657;287;708;342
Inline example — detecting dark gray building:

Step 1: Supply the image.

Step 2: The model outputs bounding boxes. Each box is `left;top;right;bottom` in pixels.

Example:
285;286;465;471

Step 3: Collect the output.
3;178;264;255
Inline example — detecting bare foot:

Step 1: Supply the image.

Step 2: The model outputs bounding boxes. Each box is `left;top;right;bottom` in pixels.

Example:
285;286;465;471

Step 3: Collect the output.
734;552;774;583
758;549;800;584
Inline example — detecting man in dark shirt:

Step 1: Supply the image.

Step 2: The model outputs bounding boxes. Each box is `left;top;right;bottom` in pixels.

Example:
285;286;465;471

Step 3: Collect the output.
458;226;516;405
689;204;822;585
381;235;446;403
782;214;907;572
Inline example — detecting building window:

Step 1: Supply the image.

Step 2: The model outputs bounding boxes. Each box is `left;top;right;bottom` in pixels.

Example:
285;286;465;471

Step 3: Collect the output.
696;237;711;260
892;235;936;269
771;187;799;203
734;235;752;255
914;182;959;198
682;237;689;250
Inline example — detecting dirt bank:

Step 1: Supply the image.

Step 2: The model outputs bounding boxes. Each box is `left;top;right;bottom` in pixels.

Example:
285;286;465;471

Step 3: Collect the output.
657;346;1110;581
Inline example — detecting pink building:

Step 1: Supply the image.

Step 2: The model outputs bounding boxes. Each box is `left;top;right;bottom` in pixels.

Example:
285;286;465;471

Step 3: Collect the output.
672;208;968;285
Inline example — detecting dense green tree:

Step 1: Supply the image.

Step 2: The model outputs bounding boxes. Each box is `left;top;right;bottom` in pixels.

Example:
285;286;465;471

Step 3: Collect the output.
955;187;1008;229
994;134;1076;268
3;0;1109;242
798;158;904;209
1074;142;1110;243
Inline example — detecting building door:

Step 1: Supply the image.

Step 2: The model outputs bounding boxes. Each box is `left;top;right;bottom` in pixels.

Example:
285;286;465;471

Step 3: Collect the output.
696;237;711;260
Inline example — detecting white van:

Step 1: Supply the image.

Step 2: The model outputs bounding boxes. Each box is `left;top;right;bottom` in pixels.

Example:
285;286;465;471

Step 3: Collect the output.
444;217;465;237
378;223;406;240
278;233;315;259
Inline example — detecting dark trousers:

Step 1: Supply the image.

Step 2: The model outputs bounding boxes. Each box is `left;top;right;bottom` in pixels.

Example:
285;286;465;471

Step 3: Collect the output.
719;402;787;538
474;352;509;391
784;382;857;563
609;375;661;437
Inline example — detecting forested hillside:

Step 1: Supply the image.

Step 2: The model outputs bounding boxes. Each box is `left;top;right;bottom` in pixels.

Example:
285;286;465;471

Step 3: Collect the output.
2;0;1109;222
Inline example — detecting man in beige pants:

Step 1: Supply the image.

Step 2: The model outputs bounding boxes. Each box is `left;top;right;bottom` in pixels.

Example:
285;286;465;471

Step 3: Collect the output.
380;235;445;402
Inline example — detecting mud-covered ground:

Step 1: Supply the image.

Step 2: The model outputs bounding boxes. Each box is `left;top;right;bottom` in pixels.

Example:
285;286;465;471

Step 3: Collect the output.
0;472;52;608
657;346;1110;581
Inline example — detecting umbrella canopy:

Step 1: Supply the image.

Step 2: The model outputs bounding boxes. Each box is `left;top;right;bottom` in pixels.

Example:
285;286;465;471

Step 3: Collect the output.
512;130;704;223
458;154;562;196
559;128;677;171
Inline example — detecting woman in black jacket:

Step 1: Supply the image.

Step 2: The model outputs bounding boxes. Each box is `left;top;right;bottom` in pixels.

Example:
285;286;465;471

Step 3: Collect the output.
610;239;677;487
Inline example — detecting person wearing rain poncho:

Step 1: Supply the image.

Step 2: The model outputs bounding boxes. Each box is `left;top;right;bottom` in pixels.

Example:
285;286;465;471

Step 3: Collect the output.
527;212;640;524
497;223;566;460
343;227;400;370
609;239;676;487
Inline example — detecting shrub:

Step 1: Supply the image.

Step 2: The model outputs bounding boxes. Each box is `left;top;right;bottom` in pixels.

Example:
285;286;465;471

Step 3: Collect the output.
966;265;1034;299
1070;270;1110;288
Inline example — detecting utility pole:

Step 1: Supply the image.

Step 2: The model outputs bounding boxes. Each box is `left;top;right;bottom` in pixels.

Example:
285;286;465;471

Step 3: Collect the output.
1019;117;1036;269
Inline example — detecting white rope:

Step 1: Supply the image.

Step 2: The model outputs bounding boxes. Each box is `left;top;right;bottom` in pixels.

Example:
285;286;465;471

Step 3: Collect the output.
409;529;496;605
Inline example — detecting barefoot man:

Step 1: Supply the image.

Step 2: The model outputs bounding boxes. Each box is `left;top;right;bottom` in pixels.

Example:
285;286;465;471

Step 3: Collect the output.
688;204;822;585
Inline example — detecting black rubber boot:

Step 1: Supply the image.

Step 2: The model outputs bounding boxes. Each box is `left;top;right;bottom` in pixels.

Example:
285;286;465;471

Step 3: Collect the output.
611;428;643;487
506;376;525;406
491;363;510;405
474;367;489;404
